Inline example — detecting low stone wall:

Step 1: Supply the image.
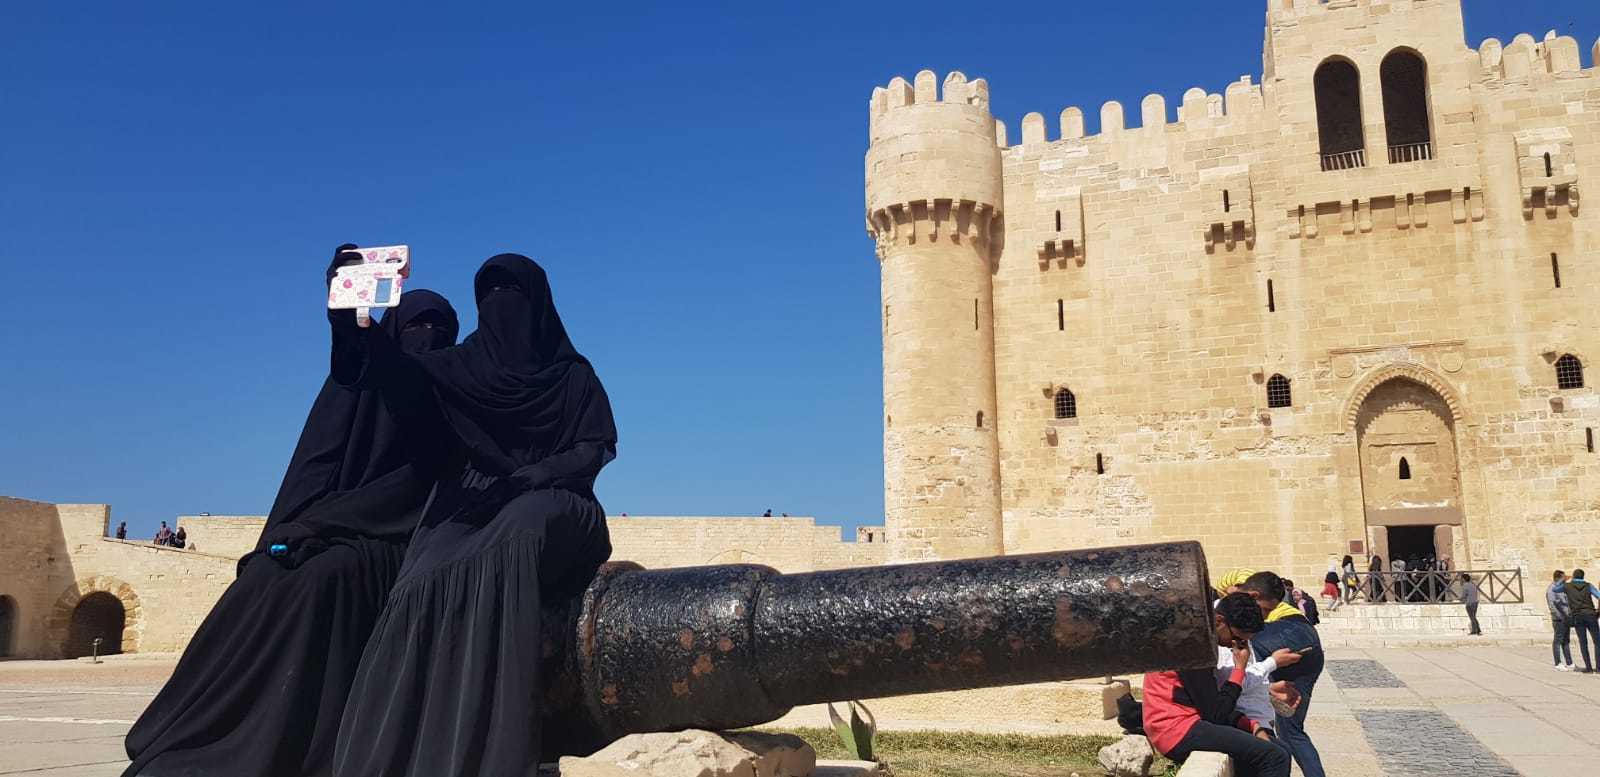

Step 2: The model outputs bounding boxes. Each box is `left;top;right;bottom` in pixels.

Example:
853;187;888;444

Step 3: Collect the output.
1320;601;1547;634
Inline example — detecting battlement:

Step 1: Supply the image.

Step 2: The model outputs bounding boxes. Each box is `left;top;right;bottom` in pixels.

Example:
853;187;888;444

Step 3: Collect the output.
869;70;998;146
1473;32;1599;83
1004;76;1265;150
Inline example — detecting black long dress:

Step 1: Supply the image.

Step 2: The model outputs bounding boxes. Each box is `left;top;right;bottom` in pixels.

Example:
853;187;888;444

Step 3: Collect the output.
331;254;617;777
122;290;459;777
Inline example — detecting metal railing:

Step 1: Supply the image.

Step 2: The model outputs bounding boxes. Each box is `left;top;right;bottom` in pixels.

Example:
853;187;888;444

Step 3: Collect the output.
1320;148;1368;171
1388;141;1435;164
1336;569;1523;605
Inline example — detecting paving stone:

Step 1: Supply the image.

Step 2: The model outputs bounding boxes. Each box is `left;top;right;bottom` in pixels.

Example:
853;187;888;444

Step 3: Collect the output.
1324;659;1406;689
1354;710;1520;777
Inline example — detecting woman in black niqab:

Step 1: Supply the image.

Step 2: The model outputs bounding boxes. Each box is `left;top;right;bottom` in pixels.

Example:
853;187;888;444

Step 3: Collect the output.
331;254;616;777
122;285;460;777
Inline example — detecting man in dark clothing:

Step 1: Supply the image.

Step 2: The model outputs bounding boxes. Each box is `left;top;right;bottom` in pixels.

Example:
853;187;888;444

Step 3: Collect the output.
1143;593;1293;777
1461;573;1482;635
1565;569;1600;672
154;522;172;547
1241;571;1325;777
115;522;127;540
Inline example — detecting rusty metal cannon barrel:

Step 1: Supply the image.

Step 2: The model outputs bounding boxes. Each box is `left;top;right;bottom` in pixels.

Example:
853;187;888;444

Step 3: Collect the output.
540;541;1214;757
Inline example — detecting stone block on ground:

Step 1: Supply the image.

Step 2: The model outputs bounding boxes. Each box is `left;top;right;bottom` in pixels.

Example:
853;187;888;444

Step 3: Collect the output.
1096;733;1154;777
1173;751;1232;777
814;760;889;776
557;729;817;777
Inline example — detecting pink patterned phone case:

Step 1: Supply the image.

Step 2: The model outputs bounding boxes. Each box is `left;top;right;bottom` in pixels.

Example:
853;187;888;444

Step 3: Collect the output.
328;245;411;311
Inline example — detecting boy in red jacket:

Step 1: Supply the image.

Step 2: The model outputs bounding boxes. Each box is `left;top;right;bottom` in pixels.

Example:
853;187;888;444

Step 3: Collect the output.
1143;592;1295;777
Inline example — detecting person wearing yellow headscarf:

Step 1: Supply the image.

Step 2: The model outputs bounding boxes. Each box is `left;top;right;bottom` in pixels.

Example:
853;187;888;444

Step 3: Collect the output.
1215;568;1257;599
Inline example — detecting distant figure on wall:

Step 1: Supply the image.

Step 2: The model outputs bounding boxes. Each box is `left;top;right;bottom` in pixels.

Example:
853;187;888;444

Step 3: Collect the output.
763;509;773;517
121;251;460;777
154;522;172;546
115;522;127;540
172;527;187;550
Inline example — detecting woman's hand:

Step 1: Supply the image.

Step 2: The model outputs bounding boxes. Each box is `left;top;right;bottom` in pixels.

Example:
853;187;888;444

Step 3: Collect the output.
326;242;362;287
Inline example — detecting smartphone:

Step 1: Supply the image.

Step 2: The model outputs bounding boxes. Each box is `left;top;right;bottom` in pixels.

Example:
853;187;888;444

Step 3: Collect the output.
1294;646;1318;655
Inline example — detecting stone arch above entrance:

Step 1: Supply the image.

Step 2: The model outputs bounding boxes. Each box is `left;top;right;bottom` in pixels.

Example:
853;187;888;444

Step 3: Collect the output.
46;576;142;658
1352;373;1466;567
1343;364;1465;431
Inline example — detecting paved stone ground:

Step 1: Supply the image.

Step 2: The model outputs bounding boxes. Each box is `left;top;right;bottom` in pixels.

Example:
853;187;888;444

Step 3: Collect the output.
5;642;1600;776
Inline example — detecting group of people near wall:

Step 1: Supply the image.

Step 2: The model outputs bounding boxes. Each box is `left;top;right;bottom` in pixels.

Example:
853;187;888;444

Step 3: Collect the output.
1547;569;1600;673
119;247;617;777
1126;569;1327;777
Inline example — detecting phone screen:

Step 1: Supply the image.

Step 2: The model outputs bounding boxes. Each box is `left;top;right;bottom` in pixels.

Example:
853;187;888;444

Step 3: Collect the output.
374;278;393;304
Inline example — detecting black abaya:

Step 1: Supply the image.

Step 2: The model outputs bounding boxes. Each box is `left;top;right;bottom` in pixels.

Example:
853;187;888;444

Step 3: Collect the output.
122;289;459;777
331;254;617;777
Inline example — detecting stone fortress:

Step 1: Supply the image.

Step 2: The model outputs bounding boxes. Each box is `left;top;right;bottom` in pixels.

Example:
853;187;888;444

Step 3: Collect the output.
1;0;1597;663
866;0;1600;580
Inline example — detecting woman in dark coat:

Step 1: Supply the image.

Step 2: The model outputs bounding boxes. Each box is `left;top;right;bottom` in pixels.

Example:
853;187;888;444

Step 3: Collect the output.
331;253;616;777
122;285;460;777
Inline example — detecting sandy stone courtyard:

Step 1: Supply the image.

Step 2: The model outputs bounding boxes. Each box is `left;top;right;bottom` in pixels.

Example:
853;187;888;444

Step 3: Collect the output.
4;643;1600;777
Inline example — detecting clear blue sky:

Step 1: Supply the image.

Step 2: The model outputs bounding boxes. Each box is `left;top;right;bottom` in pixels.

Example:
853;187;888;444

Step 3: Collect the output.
2;1;1594;539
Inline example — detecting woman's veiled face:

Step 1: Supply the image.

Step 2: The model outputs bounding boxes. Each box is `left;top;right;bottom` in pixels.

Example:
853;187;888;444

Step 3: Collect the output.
398;310;455;353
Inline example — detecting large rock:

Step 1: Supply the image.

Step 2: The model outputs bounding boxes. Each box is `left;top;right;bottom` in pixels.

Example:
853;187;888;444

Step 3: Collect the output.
558;729;816;777
1096;734;1154;777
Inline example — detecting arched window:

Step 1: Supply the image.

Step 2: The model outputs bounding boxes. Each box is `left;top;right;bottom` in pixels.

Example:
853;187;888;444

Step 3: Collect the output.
976;410;985;429
1054;388;1077;419
1380;49;1432;163
1315;58;1366;170
1556;354;1585;390
1267;374;1293;408
1399;457;1412;480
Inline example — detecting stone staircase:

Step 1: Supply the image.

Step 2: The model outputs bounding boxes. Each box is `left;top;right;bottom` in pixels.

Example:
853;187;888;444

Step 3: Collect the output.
1312;599;1548;648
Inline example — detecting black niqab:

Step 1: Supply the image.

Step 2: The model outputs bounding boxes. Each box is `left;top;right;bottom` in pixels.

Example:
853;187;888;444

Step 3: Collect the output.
413;254;616;480
256;289;459;554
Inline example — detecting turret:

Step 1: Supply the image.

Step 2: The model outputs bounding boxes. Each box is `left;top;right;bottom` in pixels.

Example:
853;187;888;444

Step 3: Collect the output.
865;70;1004;562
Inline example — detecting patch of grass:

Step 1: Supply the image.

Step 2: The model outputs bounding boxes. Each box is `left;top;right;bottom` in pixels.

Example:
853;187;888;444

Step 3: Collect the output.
759;727;1177;777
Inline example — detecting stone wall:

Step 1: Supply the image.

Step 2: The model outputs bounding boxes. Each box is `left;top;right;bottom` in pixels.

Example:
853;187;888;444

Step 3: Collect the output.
0;501;882;658
866;0;1600;581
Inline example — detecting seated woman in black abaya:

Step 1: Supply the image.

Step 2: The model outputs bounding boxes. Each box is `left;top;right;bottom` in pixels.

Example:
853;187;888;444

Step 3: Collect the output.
122;271;460;777
328;253;617;777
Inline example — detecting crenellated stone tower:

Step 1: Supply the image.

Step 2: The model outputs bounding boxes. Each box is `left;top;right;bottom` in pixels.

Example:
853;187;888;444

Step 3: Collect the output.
865;0;1600;576
865;70;1005;561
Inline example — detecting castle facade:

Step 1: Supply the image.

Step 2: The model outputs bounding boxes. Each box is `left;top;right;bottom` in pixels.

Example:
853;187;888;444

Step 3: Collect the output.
866;0;1600;579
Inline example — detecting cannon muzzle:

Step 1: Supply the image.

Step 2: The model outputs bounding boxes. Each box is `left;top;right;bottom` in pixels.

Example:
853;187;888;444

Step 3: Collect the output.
542;541;1214;756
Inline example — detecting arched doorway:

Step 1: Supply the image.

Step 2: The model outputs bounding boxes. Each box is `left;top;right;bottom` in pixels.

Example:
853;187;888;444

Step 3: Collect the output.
0;595;16;657
65;592;125;658
1353;375;1463;568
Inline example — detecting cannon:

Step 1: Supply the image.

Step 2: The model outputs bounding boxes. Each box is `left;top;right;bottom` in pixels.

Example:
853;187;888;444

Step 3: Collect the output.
540;541;1215;757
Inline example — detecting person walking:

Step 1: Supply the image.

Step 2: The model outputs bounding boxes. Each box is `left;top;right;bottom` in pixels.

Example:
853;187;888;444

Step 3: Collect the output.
1461;573;1482;635
1565;570;1600;673
1241;572;1326;777
1549;570;1574;672
1321;567;1341;612
1340;555;1358;605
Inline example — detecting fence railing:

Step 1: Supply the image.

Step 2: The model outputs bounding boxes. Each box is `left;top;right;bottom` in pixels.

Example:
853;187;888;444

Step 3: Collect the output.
1337;569;1523;605
1388;141;1435;164
1320;148;1367;171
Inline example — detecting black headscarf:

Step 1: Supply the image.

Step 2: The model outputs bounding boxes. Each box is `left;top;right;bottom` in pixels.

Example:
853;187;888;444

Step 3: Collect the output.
255;289;459;556
412;254;616;485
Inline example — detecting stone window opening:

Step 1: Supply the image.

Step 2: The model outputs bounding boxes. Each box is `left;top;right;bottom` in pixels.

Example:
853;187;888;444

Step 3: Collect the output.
1054;388;1077;420
1545;152;1554;178
1552;253;1561;288
1267;374;1293;408
976;410;984;429
1057;299;1065;331
1096;452;1105;475
1380;49;1433;164
1055;210;1062;232
973;299;979;331
1587;427;1594;454
1315;58;1367;170
1267;279;1277;312
1556;354;1585;390
1399;457;1412;480
1224;190;1232;213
